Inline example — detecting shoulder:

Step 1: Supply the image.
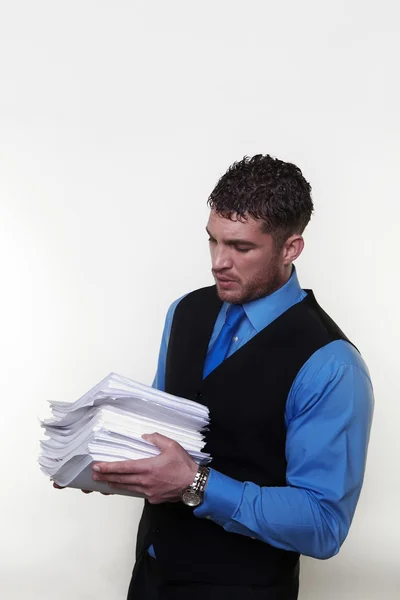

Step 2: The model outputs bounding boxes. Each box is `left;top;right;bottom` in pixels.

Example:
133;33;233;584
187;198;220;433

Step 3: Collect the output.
300;339;371;384
170;285;218;316
165;294;187;321
165;286;217;322
287;339;374;420
177;285;217;305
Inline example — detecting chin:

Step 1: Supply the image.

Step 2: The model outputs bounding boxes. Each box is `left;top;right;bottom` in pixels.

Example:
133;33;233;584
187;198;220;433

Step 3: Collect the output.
216;288;243;304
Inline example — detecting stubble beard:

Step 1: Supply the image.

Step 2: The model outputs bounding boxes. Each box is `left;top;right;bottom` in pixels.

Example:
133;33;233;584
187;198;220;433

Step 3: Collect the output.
216;265;284;305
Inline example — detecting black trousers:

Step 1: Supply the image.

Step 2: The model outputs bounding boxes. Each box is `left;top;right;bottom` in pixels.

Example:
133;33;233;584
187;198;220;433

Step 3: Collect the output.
127;552;299;600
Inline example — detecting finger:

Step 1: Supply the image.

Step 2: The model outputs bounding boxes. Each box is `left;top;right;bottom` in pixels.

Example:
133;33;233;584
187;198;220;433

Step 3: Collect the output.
142;432;178;451
53;482;65;489
108;484;162;504
93;472;144;485
81;487;110;495
92;457;153;475
109;483;147;495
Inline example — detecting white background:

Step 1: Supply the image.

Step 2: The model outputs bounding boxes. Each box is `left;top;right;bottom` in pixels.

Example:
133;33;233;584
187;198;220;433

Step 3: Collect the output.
0;1;399;598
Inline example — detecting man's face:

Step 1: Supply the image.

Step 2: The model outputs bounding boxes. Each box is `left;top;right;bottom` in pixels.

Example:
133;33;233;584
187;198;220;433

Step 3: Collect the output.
207;210;286;304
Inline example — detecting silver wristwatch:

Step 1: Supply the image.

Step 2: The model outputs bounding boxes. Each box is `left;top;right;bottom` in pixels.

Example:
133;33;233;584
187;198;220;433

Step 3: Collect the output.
181;465;210;507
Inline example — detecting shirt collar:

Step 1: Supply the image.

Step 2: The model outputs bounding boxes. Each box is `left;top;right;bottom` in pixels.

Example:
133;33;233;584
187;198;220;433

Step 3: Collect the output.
222;267;305;333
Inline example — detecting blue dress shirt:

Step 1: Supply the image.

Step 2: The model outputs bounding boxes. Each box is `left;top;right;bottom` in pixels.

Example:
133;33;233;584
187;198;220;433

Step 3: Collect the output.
152;269;374;559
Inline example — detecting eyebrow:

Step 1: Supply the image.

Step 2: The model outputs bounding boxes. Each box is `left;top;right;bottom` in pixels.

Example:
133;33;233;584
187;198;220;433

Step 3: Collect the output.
206;227;258;247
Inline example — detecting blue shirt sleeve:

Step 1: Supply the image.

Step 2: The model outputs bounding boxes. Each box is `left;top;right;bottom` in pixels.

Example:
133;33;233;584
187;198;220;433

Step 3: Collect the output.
194;340;374;559
152;296;185;391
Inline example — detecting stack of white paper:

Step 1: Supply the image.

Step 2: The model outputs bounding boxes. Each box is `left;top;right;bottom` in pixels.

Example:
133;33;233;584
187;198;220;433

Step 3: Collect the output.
39;373;211;497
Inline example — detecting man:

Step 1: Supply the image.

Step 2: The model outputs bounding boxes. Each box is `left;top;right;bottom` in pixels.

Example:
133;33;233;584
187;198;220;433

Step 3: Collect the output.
92;155;374;599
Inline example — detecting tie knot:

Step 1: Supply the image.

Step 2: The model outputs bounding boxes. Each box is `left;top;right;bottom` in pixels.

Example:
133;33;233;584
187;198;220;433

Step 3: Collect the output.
226;304;245;327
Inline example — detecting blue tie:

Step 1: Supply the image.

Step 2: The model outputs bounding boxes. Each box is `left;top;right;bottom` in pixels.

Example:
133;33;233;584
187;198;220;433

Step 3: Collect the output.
203;304;245;378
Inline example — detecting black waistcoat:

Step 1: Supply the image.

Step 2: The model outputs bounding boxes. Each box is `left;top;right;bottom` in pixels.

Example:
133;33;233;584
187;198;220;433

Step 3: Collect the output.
135;286;352;586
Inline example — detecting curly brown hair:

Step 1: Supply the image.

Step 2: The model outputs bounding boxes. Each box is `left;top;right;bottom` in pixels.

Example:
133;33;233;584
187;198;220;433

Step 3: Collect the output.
208;154;313;247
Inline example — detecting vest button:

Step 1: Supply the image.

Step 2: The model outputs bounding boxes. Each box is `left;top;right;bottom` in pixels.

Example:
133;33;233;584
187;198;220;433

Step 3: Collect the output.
194;392;203;399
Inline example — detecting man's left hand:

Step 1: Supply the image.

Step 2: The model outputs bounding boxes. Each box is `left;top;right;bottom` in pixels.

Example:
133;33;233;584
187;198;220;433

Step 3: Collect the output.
91;432;198;504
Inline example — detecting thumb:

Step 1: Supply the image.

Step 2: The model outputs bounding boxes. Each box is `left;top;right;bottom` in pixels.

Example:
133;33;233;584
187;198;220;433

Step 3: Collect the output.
142;432;176;451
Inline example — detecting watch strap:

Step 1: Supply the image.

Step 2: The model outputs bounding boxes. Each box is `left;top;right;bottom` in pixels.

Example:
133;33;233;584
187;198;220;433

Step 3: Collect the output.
181;465;210;506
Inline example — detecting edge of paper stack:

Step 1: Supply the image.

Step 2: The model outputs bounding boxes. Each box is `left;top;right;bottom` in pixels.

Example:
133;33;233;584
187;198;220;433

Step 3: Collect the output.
39;372;211;497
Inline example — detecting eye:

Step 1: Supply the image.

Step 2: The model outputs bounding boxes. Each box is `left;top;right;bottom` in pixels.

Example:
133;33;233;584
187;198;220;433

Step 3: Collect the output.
235;247;251;253
208;237;216;244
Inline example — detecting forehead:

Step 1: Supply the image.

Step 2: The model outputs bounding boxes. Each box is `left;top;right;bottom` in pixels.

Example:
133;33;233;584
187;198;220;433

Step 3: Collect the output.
207;210;266;241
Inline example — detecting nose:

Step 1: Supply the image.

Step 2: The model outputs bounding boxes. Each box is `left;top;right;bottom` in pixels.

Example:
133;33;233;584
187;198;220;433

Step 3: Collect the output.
211;245;233;271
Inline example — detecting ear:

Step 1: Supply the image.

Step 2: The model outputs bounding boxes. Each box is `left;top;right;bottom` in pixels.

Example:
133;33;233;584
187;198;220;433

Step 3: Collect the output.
282;235;304;265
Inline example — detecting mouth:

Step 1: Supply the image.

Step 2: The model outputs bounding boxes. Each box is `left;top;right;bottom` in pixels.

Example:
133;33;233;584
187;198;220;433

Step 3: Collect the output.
214;275;238;289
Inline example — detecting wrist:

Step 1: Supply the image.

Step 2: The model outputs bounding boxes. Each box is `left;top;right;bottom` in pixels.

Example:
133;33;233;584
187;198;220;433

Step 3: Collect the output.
181;464;210;507
194;469;244;523
186;462;199;486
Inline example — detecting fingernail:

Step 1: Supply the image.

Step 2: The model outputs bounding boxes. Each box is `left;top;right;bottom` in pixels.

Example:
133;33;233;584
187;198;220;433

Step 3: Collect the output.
92;474;99;481
93;465;100;472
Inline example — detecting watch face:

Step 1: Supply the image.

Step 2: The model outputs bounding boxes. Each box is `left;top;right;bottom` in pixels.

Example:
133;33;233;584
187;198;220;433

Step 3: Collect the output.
181;488;202;507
